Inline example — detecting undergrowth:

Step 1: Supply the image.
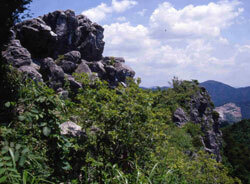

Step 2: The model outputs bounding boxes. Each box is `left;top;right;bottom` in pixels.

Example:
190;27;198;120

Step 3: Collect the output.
0;67;241;183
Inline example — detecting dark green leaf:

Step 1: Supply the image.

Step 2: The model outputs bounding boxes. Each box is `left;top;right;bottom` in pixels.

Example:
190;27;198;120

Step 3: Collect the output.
2;156;11;161
18;116;25;121
21;148;29;154
19;156;26;167
0;176;7;183
0;169;5;175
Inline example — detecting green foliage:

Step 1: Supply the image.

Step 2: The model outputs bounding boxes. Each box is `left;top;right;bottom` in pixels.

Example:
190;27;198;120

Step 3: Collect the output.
0;64;22;123
222;119;250;184
212;110;220;121
110;56;116;66
0;0;32;48
0;72;240;183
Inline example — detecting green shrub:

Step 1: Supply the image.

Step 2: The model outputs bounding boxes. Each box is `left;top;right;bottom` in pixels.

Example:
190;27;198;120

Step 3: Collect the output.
0;73;240;183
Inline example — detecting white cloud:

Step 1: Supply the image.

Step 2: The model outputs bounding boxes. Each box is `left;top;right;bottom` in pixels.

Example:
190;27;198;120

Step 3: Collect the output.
82;0;137;22
103;1;249;87
82;3;112;22
117;16;127;22
150;1;243;39
112;0;137;12
137;9;147;16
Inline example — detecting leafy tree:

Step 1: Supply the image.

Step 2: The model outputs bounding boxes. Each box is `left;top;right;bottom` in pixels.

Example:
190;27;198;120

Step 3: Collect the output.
222;119;250;184
0;0;33;123
0;0;32;49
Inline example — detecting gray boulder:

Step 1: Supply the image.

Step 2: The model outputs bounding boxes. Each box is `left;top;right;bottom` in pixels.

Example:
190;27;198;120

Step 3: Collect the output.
88;61;106;78
41;10;104;61
40;57;65;90
18;65;43;82
64;51;81;64
2;40;32;67
114;62;135;82
58;60;77;74
76;16;105;61
60;121;84;137
173;108;189;127
75;61;92;74
103;56;125;65
105;65;117;85
42;10;78;57
57;88;69;100
66;75;82;92
15;18;57;58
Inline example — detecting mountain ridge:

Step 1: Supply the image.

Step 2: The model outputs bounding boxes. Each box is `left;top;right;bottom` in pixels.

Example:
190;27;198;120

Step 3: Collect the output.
200;80;250;119
143;80;250;119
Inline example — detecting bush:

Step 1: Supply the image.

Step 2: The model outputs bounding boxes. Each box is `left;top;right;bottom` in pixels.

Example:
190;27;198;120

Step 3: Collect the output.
0;74;240;183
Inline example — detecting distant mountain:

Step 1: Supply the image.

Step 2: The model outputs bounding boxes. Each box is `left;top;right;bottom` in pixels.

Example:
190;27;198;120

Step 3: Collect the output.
200;80;250;119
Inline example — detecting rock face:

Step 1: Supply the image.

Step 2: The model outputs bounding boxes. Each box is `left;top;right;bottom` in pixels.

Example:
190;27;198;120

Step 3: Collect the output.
215;103;242;124
189;87;222;161
173;87;223;161
173;108;190;127
2;10;135;91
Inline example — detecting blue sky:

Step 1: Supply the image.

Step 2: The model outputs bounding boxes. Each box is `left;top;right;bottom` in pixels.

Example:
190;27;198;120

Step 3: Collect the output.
28;0;250;87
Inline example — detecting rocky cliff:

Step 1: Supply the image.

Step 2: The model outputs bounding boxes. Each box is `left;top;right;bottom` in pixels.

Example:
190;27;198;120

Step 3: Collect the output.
2;10;135;92
173;86;222;161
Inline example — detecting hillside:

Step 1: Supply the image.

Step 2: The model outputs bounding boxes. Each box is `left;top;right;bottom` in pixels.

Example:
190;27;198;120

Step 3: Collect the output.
200;80;250;119
222;119;250;184
0;9;242;184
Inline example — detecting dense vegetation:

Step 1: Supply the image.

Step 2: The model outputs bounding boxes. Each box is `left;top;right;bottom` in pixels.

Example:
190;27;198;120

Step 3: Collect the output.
0;68;241;183
222;119;250;184
0;0;33;123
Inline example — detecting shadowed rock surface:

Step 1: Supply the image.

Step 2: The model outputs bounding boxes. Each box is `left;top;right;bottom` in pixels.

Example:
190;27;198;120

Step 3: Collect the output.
173;86;223;161
188;87;222;161
173;107;189;127
2;10;135;91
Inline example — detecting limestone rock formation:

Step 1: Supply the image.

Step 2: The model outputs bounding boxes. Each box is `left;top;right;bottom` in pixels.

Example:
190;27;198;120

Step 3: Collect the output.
173;108;190;127
188;87;222;161
2;10;135;92
173;86;223;161
215;103;242;124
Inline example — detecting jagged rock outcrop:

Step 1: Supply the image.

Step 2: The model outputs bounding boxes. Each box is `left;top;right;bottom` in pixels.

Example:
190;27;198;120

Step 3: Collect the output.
2;10;135;91
2;39;32;67
173;86;222;161
215;103;242;124
189;87;222;161
173;108;190;127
